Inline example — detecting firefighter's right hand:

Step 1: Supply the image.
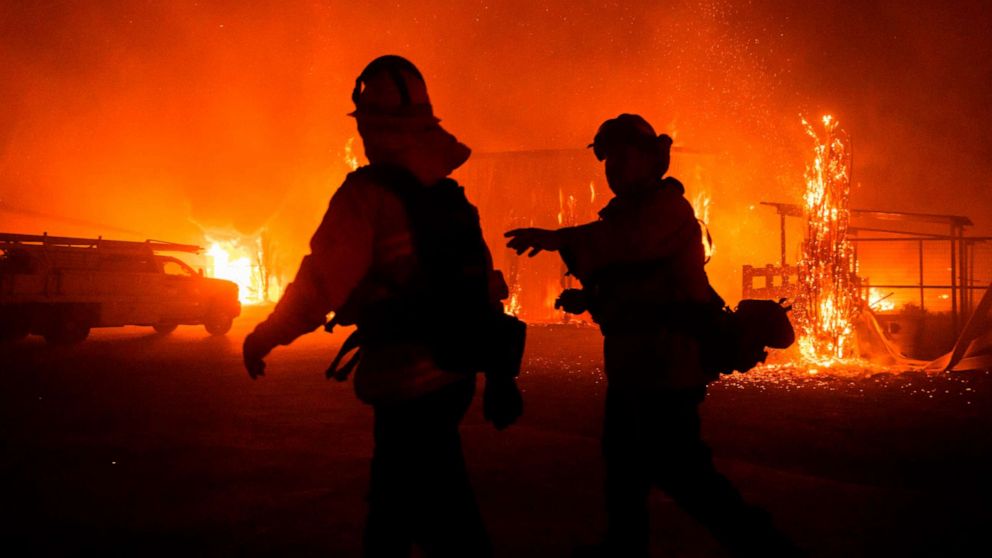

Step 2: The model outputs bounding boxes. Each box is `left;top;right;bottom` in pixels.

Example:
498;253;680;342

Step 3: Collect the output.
243;330;276;380
505;228;561;257
484;376;523;430
555;289;588;315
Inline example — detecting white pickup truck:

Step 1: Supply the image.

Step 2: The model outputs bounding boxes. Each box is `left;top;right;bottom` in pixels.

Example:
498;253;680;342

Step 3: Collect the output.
0;233;241;344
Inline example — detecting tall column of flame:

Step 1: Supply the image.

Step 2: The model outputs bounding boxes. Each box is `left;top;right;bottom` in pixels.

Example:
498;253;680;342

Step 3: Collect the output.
797;115;859;364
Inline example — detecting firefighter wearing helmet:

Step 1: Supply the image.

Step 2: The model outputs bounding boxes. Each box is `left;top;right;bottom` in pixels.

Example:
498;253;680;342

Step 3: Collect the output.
506;114;799;557
244;55;524;557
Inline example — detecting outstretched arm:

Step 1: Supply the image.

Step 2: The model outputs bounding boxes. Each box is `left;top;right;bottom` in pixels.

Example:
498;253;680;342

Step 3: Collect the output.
557;196;699;279
244;180;377;379
504;228;562;257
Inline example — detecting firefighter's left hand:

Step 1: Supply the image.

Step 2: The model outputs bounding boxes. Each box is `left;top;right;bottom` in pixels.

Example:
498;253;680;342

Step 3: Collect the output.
505;228;560;257
243;329;277;380
484;376;523;430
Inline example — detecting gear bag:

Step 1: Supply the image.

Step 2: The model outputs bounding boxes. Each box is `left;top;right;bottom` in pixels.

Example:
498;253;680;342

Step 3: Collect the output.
698;295;795;376
555;282;794;376
325;164;525;381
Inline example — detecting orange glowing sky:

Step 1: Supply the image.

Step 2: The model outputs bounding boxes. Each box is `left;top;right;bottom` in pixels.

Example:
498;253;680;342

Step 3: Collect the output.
2;1;990;302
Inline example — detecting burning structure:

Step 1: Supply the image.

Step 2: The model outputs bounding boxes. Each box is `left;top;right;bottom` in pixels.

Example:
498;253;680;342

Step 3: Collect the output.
743;116;992;371
204;233;283;305
1;2;989;367
457;149;602;323
459;146;715;323
795;115;859;365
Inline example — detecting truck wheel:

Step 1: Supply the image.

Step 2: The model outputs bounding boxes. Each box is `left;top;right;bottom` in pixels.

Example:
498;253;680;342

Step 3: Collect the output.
153;323;178;334
204;315;233;336
43;320;90;345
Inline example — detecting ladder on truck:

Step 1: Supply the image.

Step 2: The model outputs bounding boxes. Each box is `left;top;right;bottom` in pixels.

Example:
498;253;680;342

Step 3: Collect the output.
0;233;202;254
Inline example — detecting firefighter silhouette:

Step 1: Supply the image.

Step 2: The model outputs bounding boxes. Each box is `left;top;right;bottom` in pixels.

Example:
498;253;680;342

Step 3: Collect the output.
244;55;523;558
506;114;800;557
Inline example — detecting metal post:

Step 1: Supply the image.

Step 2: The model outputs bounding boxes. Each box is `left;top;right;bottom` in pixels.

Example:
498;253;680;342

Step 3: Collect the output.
950;227;958;335
969;241;976;313
780;213;787;266
918;239;925;311
960;233;969;317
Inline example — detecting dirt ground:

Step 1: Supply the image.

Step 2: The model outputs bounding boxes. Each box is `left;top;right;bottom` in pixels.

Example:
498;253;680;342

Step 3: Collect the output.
2;307;990;557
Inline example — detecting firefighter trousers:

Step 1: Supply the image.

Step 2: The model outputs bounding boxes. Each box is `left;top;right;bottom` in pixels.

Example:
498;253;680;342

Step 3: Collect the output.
364;377;492;558
602;386;796;557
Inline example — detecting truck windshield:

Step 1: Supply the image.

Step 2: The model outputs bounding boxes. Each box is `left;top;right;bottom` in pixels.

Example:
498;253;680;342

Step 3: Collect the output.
158;257;197;277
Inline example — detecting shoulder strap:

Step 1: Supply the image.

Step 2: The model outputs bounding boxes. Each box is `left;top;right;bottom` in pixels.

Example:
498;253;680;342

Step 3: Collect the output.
323;164;491;379
324;329;363;382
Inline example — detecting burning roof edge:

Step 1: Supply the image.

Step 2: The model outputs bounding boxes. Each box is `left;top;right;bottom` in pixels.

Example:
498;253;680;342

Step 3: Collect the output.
760;201;974;228
471;146;712;159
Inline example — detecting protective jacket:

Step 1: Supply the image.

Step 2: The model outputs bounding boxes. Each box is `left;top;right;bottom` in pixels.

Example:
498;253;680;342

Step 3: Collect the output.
559;176;715;389
252;166;507;404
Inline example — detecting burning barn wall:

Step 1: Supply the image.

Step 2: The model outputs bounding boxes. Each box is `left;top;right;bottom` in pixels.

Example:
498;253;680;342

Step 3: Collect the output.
458;147;717;322
457;149;599;323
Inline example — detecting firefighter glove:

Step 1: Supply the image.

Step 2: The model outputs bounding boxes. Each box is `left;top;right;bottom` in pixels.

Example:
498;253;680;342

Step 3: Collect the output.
483;376;523;430
243;328;278;380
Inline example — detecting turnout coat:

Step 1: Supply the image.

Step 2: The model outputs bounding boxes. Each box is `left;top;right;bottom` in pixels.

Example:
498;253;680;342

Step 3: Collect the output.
252;169;507;404
558;177;715;390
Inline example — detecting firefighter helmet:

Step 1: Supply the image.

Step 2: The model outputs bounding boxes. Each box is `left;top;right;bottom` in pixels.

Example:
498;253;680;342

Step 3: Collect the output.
350;55;439;124
588;113;672;162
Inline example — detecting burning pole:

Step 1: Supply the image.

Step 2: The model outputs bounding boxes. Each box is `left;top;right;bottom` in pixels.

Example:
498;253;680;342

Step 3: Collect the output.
693;190;715;261
797;115;859;365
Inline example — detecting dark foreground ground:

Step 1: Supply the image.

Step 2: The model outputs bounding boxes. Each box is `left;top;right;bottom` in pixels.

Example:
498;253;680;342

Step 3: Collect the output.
2;307;991;557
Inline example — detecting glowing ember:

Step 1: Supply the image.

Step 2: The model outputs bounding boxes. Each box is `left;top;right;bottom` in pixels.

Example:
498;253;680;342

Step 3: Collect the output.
205;235;283;305
796;115;859;365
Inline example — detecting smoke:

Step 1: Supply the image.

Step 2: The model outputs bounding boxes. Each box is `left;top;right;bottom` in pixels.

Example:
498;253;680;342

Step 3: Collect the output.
751;1;992;217
2;1;990;299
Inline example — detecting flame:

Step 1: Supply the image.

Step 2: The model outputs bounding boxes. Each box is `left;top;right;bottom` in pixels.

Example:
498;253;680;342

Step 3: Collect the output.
205;235;283;305
866;287;895;312
546;281;562;314
344;136;360;171
505;289;522;317
557;188;578;227
796;114;859;366
692;190;715;260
